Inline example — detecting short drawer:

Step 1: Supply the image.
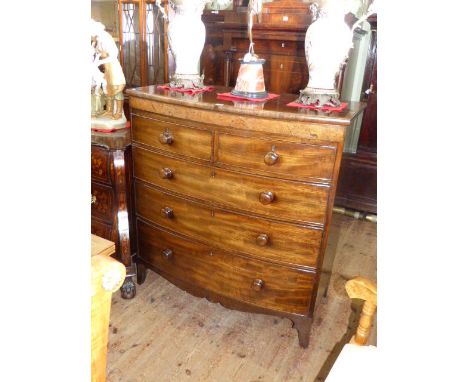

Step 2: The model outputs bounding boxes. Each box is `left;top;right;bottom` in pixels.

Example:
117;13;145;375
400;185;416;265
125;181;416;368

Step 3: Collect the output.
91;217;113;242
216;132;336;182
133;147;330;225
91;182;114;223
91;146;110;184
137;220;315;314
135;181;322;268
132;114;212;161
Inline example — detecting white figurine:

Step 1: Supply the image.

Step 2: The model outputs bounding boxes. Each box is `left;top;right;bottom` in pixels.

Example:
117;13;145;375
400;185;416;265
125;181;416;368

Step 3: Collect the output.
91;45;106;96
91;19;126;121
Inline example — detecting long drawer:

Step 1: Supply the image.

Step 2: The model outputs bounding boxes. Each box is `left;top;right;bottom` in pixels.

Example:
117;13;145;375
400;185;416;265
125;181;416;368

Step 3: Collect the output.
137;219;315;314
135;181;322;268
132;114;212;161
232;39;304;57
133;146;330;225
216;132;336;182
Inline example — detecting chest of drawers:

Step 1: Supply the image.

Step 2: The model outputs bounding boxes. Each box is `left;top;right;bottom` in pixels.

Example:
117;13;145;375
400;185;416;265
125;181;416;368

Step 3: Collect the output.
91;129;136;299
127;86;365;347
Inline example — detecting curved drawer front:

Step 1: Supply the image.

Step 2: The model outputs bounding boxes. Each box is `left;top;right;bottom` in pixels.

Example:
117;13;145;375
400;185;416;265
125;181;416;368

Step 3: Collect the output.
137;220;315;314
91;146;110;184
132;114;212;161
135;181;322;268
216;132;336;182
91;182;114;223
133;146;329;224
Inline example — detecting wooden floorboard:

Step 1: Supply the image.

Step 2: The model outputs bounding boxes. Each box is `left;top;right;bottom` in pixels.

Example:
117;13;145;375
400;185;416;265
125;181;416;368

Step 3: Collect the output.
107;213;377;382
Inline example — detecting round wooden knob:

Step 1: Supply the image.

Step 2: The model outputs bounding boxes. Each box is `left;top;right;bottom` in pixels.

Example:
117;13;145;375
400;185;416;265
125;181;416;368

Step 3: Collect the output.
259;191;275;205
252;279;264;291
256;233;269;246
159;167;174;179
160;206;174;219
159;131;173;145
162;248;173;259
264;151;279;166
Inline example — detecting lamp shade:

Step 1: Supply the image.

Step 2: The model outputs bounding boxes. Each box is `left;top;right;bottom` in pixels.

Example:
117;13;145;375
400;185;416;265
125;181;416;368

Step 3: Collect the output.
231;58;267;99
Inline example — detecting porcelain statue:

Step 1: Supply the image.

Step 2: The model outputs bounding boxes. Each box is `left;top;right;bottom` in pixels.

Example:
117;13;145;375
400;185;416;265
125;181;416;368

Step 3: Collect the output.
156;0;210;89
91;43;106;117
91;19;127;130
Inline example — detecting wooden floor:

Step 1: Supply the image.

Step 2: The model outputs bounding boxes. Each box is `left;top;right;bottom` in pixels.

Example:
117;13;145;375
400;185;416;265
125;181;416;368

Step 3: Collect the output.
107;213;377;382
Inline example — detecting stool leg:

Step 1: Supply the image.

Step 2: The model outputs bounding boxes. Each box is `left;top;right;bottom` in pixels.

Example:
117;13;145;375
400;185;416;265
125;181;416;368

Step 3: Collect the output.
350;300;376;345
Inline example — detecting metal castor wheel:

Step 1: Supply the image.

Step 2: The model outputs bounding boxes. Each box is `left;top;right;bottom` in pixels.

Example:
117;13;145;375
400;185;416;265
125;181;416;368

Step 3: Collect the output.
120;276;136;299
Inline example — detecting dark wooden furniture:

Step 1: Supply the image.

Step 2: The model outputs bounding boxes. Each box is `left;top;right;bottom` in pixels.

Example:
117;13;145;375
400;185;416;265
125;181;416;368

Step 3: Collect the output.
335;15;377;214
127;85;365;347
91;129;136;298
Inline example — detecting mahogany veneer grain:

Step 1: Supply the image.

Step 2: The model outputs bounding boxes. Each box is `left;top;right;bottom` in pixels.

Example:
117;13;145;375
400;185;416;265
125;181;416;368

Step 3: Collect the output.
128;85;365;347
135;181;322;268
138;219;315;315
133;146;330;225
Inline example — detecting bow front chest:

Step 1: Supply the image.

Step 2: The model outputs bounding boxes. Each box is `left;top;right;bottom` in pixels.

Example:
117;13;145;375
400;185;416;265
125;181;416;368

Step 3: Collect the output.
127;86;365;347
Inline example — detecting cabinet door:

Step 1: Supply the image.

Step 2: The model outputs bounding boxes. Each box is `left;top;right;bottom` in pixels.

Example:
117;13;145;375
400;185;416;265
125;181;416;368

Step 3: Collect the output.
119;0;166;88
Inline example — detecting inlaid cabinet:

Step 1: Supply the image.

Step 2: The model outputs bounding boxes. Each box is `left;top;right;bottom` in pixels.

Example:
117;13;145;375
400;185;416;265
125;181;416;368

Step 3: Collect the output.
91;129;137;299
127;86;365;347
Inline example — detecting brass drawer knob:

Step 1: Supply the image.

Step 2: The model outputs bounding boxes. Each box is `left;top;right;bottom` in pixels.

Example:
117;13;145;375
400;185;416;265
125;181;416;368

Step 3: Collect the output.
264;151;279;166
160;206;174;219
259;191;275;205
252;279;264;291
160;167;174;179
159;131;173;145
256;233;269;246
162;248;173;259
